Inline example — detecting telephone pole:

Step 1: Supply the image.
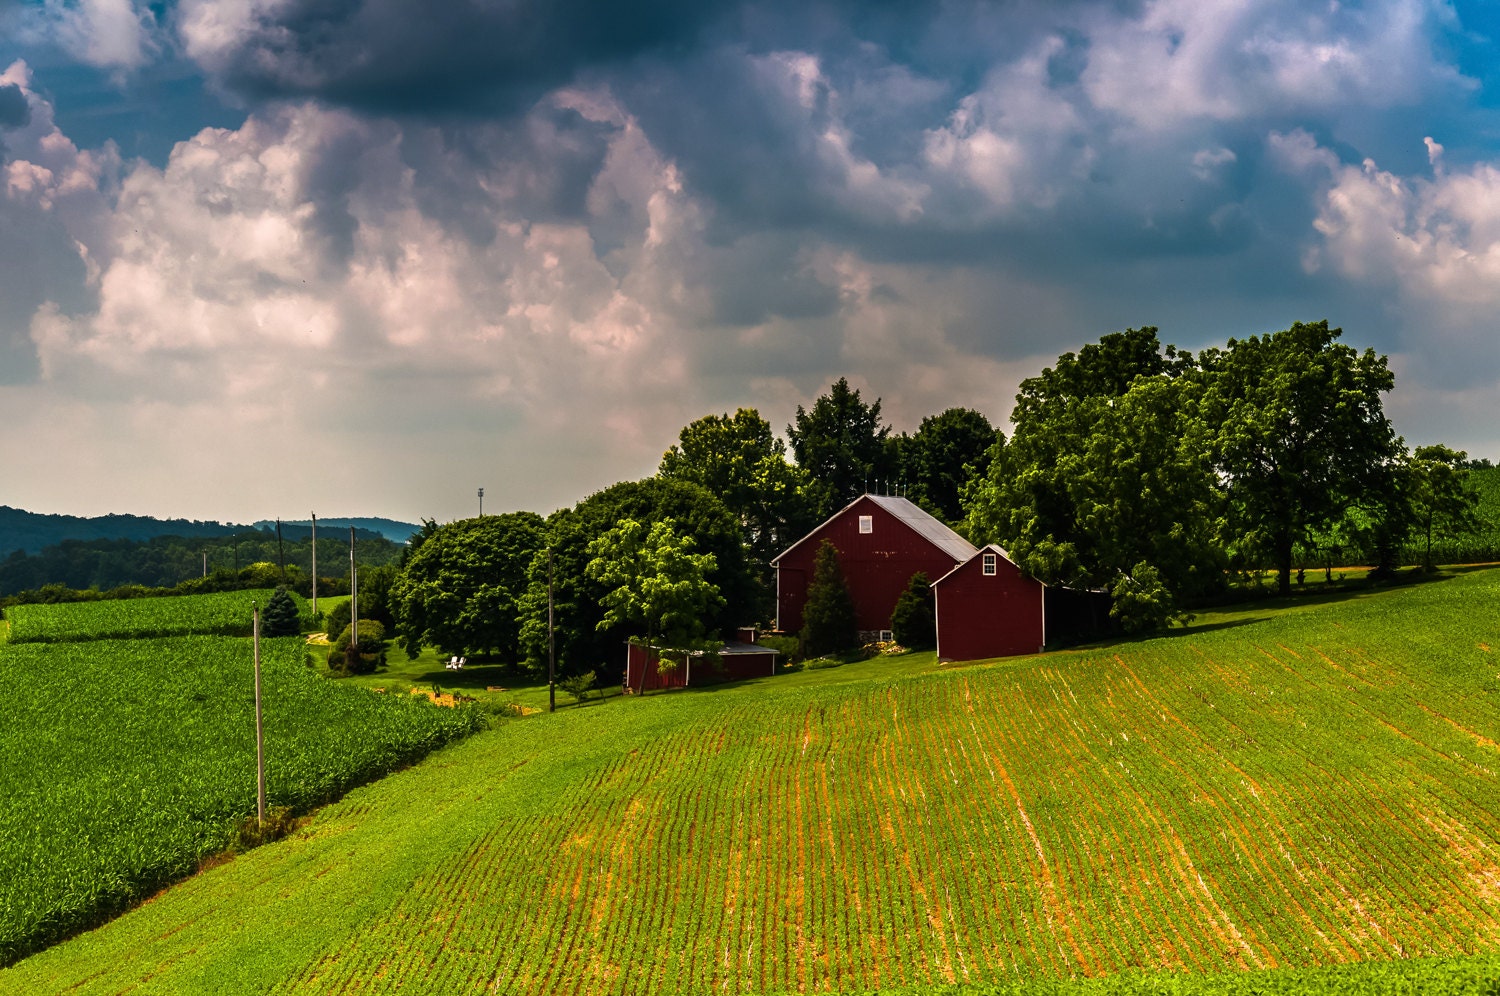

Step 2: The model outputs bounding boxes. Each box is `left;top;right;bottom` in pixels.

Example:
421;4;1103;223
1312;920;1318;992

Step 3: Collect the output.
310;512;317;615
548;547;556;713
349;526;358;650
253;602;266;828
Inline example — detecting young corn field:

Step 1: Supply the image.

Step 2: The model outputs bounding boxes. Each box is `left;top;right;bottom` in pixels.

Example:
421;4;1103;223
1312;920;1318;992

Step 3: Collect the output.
0;634;482;965
3;588;306;643
5;569;1500;995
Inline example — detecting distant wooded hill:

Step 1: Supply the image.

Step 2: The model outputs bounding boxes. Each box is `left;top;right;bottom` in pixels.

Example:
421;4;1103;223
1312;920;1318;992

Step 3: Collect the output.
253;518;424;544
0;506;245;557
0;529;405;597
0;507;422;558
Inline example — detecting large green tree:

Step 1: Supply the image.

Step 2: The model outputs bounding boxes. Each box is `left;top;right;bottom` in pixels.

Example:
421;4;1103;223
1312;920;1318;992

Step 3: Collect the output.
788;378;894;518
585;518;725;692
891;408;998;523
658;408;818;578
1404;445;1481;572
1201;321;1400;595
391;512;546;660
517;478;751;677
965;327;1221;621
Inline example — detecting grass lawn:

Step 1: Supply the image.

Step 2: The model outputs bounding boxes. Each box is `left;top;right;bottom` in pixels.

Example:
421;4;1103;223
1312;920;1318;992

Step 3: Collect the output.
308;635;626;714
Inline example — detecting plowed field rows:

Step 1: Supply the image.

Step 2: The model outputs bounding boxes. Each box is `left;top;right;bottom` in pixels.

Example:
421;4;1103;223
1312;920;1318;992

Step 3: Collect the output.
6;569;1500;995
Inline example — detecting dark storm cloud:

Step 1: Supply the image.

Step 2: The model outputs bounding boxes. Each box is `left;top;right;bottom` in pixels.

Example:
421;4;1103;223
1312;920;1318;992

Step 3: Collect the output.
0;82;28;129
186;0;738;112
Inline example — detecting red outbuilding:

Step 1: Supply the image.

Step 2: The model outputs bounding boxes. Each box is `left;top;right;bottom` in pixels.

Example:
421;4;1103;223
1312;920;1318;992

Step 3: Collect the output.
932;544;1045;660
932;545;1116;661
772;494;977;638
623;628;779;693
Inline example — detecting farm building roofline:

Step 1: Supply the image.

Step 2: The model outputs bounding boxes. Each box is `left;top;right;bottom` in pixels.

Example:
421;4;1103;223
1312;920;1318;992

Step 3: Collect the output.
770;494;977;566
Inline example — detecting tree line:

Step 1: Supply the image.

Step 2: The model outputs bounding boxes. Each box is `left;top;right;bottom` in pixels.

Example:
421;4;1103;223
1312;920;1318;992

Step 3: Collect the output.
0;529;404;601
387;319;1490;677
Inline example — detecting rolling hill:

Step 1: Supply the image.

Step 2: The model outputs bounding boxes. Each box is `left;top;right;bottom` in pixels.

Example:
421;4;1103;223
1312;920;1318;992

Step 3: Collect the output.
5;569;1500;994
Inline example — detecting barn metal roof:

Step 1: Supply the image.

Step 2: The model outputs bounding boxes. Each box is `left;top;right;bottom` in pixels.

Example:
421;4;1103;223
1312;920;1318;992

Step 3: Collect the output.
771;493;977;566
863;495;979;563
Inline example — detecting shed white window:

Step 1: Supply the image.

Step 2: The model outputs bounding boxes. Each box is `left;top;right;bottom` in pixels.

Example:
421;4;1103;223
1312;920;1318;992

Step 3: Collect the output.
858;515;873;534
982;552;997;576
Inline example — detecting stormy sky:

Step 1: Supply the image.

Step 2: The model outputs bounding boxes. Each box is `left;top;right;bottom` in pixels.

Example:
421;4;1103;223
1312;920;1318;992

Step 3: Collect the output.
2;0;1498;524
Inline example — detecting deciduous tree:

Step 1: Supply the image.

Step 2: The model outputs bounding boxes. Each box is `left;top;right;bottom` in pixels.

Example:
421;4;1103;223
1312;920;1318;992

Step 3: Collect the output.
893;409;998;524
1201;321;1399;595
659;408;818;580
585;518;725;691
392;512;546;660
788;378;893;518
1409;444;1482;572
965;327;1221;623
517;478;751;676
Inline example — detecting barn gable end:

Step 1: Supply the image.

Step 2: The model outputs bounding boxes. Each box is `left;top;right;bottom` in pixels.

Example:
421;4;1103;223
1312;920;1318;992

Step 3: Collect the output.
772;495;976;635
931;544;1046;661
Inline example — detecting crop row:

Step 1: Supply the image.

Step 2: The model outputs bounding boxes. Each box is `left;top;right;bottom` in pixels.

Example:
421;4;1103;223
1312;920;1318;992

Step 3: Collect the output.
3;588;308;643
0;634;482;964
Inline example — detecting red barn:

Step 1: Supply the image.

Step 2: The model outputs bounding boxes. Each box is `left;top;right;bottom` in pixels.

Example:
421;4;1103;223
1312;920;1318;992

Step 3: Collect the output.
772;495;977;638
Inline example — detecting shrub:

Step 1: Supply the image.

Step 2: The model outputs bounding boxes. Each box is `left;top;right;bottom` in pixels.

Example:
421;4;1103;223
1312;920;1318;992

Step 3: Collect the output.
756;633;800;665
1109;562;1188;634
559;670;597;704
329;619;386;675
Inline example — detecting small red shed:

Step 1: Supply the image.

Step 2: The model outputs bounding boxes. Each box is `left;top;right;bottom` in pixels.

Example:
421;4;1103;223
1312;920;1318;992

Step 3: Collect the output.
623;633;779;693
772;495;977;637
931;544;1046;660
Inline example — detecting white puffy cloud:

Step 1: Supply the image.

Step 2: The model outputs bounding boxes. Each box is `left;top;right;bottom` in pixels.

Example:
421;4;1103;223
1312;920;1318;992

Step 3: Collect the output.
1081;0;1463;130
2;79;1038;519
20;0;161;71
922;37;1093;216
1284;129;1500;390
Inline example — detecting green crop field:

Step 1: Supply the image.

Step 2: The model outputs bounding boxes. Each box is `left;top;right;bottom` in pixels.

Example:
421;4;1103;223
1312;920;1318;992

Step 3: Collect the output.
0;634;482;965
6;570;1500;995
3;588;307;643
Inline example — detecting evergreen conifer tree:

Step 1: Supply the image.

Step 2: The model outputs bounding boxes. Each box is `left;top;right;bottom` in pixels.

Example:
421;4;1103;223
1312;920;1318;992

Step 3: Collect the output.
800;540;858;657
889;572;935;649
262;586;302;637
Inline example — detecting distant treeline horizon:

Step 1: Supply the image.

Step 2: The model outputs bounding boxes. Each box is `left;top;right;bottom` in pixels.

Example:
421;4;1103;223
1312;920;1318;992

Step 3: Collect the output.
0;529;406;599
0;505;421;556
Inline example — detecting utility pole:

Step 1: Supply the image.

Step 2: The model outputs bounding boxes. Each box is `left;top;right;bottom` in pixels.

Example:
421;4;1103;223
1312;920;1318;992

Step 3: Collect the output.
275;518;287;584
349;526;358;651
202;549;207;578
310;512;317;615
478;487;484;517
253;602;266;829
548;547;556;713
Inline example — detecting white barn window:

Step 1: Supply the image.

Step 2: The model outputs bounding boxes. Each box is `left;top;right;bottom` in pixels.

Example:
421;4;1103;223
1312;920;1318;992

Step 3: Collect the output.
858;515;873;534
982;552;997;575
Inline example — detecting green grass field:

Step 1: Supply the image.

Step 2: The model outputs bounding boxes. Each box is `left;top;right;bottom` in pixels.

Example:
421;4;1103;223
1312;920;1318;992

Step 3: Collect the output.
3;588;308;643
5;569;1500;994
